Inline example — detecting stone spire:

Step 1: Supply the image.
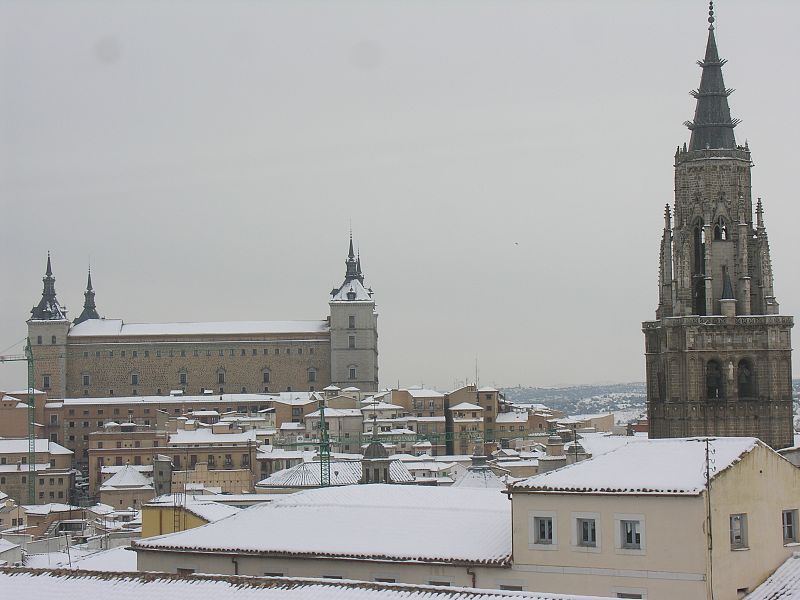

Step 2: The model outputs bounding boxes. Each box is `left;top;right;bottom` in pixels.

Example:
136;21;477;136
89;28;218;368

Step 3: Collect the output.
74;268;100;325
30;252;67;321
685;2;740;150
343;232;361;284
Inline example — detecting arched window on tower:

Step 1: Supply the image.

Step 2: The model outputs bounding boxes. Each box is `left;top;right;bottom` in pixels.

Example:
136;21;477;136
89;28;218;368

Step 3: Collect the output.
737;359;756;399
713;217;728;241
706;359;724;400
692;219;707;315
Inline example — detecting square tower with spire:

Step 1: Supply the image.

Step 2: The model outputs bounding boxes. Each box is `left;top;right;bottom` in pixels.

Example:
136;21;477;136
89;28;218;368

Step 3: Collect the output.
643;3;793;449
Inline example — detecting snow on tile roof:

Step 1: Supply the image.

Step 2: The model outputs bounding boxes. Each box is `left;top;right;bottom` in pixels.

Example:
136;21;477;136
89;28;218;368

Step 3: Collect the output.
22;503;82;515
62;393;274;406
449;402;483;411
307;408;363;418
100;465;154;490
101;465;153;475
405;388;445;398
477;386;498;392
67;546;138;571
330;279;373;302
257;460;413;488
565;432;645;458
69;319;329;337
495;411;528;424
744;552;800;600
0;438;72;455
0;569;614;600
512;437;761;495
134;484;511;566
168;429;258;446
361;402;403;411
453;468;507;490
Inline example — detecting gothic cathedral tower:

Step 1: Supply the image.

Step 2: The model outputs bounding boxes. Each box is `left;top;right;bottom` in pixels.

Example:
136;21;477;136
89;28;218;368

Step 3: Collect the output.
644;3;793;449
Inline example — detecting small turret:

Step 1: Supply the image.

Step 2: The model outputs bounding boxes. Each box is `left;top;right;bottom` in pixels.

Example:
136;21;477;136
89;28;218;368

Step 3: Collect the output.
30;253;67;321
74;268;101;325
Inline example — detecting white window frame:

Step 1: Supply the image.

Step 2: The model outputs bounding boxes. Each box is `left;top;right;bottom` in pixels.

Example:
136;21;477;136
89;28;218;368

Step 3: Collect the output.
730;513;748;550
528;510;558;550
783;509;799;545
614;513;646;555
571;511;601;553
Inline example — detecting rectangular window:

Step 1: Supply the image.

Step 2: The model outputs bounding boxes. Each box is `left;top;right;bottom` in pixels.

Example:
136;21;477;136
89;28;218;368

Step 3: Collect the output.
37;335;42;345
131;374;139;385
535;516;553;544
179;373;187;385
349;367;357;380
348;315;355;329
308;370;317;383
621;520;641;549
263;371;270;384
144;350;149;357
730;514;748;549
43;375;51;389
83;374;90;386
218;372;225;384
348;335;356;349
578;518;597;547
132;350;137;358
784;510;798;544
50;414;58;425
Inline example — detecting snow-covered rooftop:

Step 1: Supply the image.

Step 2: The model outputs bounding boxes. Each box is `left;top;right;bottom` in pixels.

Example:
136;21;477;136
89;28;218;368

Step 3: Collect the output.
330;278;373;302
147;495;242;523
257;460;413;488
100;464;154;490
744;552;800;600
512;437;761;495
168;429;258;446
405;388;445;398
449;402;483;412
134;484;511;565
0;569;614;600
68;318;329;337
68;546;138;571
495;411;528;424
306;408;363;418
0;438;72;455
22;503;82;516
101;465;153;475
62;393;273;406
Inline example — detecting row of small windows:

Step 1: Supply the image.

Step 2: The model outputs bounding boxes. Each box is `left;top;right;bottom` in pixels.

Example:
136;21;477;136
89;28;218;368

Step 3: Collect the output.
529;509;800;552
79;346;318;359
71;367;320;389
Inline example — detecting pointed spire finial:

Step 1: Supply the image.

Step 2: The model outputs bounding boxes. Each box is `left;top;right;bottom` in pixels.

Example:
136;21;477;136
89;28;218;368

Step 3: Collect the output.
87;267;93;291
46;252;52;277
708;1;715;28
348;230;355;260
756;198;764;228
664;204;672;229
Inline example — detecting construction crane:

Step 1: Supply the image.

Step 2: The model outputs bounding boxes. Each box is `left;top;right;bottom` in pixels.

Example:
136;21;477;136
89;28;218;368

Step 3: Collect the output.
317;396;331;487
0;338;36;504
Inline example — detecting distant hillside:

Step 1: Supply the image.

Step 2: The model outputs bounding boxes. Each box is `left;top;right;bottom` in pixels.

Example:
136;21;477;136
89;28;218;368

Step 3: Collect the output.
501;380;800;421
500;382;646;418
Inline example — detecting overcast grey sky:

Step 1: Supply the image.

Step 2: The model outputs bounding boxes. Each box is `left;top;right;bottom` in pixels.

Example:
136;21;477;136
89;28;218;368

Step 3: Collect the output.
1;1;798;391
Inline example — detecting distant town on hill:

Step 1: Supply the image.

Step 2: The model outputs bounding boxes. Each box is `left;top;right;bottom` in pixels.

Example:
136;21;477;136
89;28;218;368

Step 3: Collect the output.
501;381;800;421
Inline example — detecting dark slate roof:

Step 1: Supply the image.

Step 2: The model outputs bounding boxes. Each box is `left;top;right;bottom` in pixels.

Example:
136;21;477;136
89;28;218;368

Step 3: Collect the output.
685;15;739;150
